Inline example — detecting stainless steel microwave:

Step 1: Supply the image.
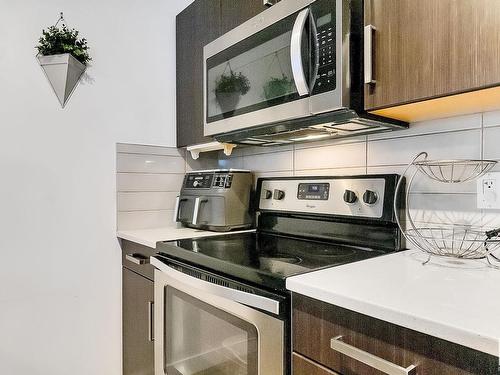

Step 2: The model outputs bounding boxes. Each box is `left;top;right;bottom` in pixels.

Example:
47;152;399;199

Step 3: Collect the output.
203;0;407;146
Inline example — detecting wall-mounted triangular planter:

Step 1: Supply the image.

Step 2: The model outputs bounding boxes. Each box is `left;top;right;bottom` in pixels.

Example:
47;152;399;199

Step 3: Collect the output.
38;53;86;108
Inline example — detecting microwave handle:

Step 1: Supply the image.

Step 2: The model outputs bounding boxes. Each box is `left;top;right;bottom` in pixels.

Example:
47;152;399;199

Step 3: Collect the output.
192;196;208;225
290;8;310;96
151;257;281;315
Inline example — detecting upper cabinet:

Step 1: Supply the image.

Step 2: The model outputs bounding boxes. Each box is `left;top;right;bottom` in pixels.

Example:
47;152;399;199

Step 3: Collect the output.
176;0;272;148
176;0;221;148
364;0;500;122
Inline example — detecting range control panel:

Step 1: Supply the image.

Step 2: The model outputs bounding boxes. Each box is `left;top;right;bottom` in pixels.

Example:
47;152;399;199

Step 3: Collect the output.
297;183;330;200
259;177;387;219
183;172;234;189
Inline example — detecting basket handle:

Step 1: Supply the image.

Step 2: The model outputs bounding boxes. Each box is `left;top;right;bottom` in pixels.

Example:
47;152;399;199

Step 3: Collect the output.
394;152;429;251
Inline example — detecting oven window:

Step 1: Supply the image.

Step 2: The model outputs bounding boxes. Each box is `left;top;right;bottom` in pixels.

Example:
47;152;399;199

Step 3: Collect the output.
206;11;311;123
165;287;258;375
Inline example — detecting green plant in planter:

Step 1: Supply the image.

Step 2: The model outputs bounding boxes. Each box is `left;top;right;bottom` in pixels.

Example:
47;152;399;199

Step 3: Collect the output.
36;25;91;65
263;74;294;100
215;71;251;96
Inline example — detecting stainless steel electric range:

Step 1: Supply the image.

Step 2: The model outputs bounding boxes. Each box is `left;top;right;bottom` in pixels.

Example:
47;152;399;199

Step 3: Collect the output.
151;174;404;375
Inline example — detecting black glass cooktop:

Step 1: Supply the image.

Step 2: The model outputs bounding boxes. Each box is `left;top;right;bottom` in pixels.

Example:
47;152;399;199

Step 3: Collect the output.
155;232;386;291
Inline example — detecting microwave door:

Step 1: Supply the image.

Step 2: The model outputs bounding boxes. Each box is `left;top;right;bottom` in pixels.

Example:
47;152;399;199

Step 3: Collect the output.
204;4;312;137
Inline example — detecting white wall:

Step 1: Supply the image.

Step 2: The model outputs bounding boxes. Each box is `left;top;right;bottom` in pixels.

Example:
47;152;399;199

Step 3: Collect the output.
0;0;192;374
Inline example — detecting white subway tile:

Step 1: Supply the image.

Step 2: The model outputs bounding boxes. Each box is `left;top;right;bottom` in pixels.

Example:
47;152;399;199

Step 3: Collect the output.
185;154;219;171
116;143;183;157
242;144;293;156
294;167;366;176
117;153;185;173
367;129;481;167
293;135;366;150
368;113;481;141
294;142;366;170
117;192;179;211
367;165;477;194
117;210;175;230
117;173;184;192
483;127;500;160
218;156;244;170
483;110;500;128
243;151;293;172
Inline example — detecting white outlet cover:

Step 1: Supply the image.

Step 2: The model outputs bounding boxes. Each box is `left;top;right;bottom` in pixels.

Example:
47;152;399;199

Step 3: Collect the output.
477;172;500;209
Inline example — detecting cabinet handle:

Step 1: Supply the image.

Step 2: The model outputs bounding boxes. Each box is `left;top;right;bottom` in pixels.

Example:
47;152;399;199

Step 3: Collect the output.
125;254;149;265
148;301;154;342
330;336;416;375
364;25;376;84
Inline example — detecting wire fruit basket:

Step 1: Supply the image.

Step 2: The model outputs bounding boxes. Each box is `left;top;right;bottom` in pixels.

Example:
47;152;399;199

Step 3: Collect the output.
394;152;500;267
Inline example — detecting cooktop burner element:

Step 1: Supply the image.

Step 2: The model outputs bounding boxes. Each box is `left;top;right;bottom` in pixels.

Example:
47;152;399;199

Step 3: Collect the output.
155;174;404;292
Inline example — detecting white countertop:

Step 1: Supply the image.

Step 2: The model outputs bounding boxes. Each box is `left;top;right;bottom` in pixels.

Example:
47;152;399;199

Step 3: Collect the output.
287;250;500;357
117;226;255;248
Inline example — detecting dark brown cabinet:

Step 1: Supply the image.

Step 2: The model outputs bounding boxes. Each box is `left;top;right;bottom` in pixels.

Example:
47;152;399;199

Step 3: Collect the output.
176;0;271;147
123;268;154;375
292;293;499;375
364;0;500;122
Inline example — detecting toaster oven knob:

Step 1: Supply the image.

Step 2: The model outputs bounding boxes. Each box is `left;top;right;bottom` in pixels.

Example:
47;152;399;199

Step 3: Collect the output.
273;189;285;200
363;190;378;205
264;189;273;199
343;189;357;204
193;180;200;187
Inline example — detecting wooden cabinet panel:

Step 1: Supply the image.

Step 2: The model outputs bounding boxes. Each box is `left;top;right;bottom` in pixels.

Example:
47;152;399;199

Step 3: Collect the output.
219;0;269;35
176;0;271;148
123;268;154;375
293;353;340;375
176;0;221;148
364;0;500;111
293;293;499;375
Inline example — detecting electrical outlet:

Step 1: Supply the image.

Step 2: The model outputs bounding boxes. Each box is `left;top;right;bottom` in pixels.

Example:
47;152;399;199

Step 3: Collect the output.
477;172;500;209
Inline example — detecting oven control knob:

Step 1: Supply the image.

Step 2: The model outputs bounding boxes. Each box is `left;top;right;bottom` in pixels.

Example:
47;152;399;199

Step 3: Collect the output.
363;190;378;205
273;189;285;200
264;189;273;199
343;190;357;204
193;180;200;187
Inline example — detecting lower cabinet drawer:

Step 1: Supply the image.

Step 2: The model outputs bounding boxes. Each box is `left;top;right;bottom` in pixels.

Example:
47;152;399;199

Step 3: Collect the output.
292;293;499;375
293;353;340;375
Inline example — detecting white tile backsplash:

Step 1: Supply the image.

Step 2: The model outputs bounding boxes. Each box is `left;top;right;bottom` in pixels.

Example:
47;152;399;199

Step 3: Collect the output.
367;129;481;166
242;150;294;172
117;192;180;211
117;109;500;231
483;126;500;160
116;143;185;230
295;141;367;170
117;173;184;192
117;153;185;174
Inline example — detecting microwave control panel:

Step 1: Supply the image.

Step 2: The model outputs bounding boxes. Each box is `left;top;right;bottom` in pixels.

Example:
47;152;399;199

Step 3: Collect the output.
312;0;337;94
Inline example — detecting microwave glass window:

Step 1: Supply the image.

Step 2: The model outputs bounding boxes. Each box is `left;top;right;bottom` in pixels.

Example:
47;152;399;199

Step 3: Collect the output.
165;287;258;375
206;13;311;122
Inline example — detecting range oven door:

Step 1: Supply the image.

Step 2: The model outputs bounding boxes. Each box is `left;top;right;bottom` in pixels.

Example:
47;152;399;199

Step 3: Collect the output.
153;262;284;375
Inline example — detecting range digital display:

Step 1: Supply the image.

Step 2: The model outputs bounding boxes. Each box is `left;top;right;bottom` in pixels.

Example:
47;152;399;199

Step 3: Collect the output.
298;183;330;200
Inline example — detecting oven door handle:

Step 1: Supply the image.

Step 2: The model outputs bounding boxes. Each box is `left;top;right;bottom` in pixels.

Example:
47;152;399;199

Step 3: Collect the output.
150;257;280;315
290;8;310;96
